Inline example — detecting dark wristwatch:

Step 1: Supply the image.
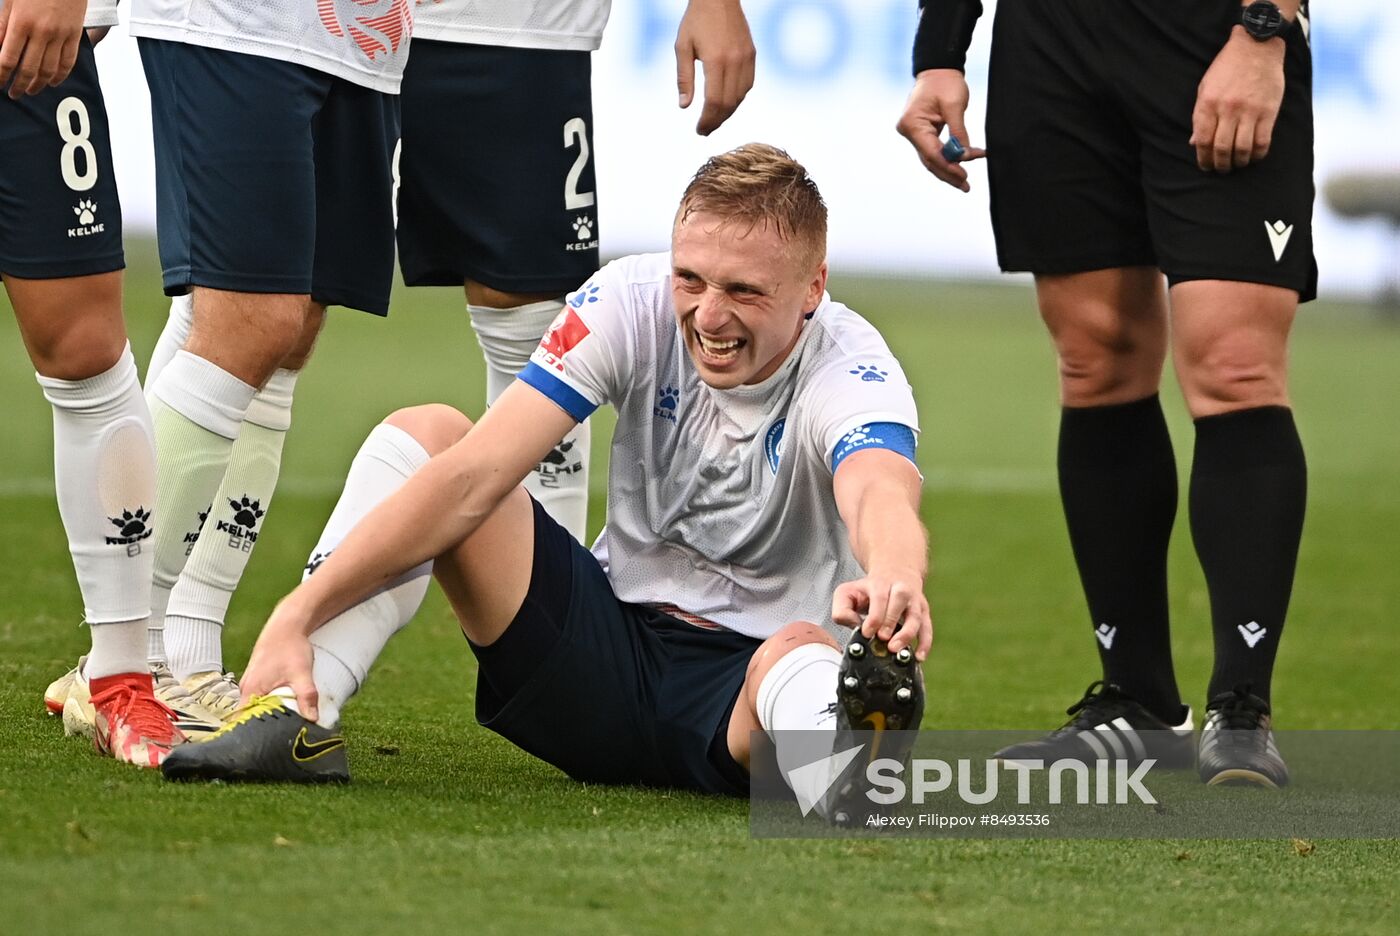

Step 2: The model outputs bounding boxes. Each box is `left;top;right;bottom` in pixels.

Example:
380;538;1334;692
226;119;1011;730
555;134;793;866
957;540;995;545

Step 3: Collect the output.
1239;1;1294;40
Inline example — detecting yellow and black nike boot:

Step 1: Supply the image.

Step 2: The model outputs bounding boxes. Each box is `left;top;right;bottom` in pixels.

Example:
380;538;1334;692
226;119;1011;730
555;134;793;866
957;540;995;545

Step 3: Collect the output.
161;691;349;783
825;629;925;826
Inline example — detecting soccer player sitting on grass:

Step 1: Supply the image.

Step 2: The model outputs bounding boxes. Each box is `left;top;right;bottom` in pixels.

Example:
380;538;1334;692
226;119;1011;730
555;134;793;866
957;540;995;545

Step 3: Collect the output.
162;145;931;822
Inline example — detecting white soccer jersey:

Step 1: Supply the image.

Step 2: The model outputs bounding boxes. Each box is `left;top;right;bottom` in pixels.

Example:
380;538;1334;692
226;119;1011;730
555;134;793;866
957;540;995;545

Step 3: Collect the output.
414;0;611;50
86;0;119;29
129;0;413;93
520;252;921;641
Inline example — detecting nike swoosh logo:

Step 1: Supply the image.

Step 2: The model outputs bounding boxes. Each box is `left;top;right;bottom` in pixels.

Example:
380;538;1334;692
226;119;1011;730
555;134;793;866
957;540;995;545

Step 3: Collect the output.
291;727;345;763
1265;220;1293;262
861;711;886;761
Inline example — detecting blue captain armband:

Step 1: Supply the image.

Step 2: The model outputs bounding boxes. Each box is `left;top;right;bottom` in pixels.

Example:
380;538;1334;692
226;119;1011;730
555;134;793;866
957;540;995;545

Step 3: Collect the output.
831;422;918;473
518;361;599;423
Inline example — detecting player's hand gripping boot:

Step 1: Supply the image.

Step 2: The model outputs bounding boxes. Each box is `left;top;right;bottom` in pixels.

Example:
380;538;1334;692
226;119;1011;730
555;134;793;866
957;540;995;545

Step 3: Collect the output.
161;690;349;783
824;629;925;827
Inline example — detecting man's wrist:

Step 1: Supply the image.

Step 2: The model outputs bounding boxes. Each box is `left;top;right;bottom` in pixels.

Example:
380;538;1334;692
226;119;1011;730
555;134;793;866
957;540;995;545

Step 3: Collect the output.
1228;23;1287;56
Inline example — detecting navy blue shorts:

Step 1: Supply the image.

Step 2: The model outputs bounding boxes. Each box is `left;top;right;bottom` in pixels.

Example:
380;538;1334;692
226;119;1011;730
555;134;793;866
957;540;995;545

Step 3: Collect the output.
396;41;599;295
0;37;122;279
139;39;400;315
470;497;757;795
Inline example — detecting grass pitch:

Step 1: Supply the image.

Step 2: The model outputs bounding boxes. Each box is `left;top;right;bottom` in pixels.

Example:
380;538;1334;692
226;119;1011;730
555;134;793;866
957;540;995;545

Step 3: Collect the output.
2;242;1397;934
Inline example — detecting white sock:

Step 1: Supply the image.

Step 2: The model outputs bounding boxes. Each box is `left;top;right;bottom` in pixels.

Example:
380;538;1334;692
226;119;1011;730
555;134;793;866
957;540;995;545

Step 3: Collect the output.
298;422;434;727
145;351;255;665
469;300;591;541
755;642;843;819
165;367;299;680
144;293;193;391
37;344;155;679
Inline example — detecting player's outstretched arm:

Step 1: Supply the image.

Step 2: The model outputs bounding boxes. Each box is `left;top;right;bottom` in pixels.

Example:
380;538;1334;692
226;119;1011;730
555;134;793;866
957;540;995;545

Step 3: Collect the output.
897;69;987;193
675;0;755;136
1191;0;1300;173
243;384;577;714
831;448;932;661
0;0;84;98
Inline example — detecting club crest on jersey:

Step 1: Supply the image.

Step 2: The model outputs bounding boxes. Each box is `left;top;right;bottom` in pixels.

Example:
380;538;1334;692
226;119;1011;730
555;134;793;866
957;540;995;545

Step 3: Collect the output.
317;0;411;62
538;308;591;372
654;385;680;423
765;419;786;474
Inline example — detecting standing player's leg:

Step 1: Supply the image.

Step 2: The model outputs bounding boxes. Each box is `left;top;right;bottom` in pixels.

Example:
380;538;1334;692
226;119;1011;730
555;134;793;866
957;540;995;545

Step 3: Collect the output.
3;36;183;764
397;41;598;543
467;283;592;541
158;305;323;708
137;39;338;686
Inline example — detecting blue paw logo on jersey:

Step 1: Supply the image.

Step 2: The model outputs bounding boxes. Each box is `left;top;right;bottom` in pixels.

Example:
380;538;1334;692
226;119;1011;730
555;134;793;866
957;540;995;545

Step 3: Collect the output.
850;364;888;382
765;419;786;474
568;282;602;309
654;385;681;423
834;425;884;462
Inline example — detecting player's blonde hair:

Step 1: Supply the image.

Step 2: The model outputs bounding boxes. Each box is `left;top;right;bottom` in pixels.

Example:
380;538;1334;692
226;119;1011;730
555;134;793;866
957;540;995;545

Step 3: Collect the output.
676;144;828;270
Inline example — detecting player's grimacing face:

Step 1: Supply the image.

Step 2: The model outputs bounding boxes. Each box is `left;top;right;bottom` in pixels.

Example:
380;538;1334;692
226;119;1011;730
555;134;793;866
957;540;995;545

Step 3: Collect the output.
670;212;827;390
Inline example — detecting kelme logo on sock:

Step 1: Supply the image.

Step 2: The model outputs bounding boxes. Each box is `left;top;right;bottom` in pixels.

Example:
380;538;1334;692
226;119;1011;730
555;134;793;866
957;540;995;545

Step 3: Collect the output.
216;495;266;552
535;439;584;487
106;507;153;549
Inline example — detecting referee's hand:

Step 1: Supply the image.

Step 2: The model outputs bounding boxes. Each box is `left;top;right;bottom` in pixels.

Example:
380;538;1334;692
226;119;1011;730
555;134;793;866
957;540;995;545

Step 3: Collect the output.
0;0;84;99
898;69;987;193
1190;28;1287;173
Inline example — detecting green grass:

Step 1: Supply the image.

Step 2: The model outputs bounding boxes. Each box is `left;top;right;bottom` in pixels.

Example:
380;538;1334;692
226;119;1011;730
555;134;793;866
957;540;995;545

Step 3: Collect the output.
2;242;1397;934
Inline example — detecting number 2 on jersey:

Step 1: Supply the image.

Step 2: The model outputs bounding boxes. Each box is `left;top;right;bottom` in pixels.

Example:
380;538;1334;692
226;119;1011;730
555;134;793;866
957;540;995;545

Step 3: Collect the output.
563;117;595;210
56;97;98;193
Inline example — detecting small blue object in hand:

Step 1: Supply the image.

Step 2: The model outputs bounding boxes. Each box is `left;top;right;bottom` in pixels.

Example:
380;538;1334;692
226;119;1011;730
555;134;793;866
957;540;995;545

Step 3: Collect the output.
941;135;966;163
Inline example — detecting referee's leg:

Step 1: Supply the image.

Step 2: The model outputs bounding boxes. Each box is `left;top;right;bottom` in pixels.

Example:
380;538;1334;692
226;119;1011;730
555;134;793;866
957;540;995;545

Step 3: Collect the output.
1036;267;1185;723
1169;280;1305;708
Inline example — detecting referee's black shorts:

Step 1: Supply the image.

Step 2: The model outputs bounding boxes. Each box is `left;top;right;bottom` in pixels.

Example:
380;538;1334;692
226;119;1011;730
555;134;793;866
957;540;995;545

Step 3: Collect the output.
985;0;1316;301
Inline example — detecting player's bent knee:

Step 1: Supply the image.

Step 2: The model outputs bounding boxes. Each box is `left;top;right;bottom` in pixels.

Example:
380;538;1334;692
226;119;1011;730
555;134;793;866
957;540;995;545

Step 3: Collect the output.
744;621;838;686
384;404;474;456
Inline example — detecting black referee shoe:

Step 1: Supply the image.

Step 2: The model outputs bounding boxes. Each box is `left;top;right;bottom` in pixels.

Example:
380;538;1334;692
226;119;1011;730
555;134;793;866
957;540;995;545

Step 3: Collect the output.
1198;687;1289;789
825;630;925;827
993;681;1195;768
161;693;349;784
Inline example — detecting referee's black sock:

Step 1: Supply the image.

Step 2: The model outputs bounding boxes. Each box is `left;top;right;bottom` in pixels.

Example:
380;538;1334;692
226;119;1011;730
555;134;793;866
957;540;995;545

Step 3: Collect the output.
1190;406;1307;706
1058;395;1184;723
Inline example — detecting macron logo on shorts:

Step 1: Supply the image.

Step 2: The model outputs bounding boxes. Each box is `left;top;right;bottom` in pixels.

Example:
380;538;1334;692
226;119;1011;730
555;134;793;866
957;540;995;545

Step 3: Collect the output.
539;308;592;372
1265;220;1293;262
